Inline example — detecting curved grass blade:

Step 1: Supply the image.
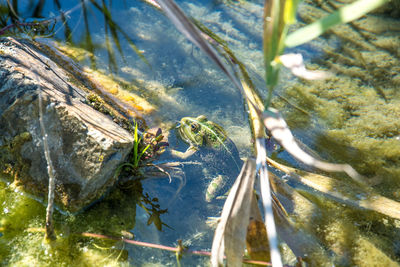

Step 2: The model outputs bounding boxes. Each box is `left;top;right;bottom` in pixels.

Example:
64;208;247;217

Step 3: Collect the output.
278;53;331;80
269;172;335;264
191;19;266;139
263;108;368;186
285;0;389;47
267;157;400;220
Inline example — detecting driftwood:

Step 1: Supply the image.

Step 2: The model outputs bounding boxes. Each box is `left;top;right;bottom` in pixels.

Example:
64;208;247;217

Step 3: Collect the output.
0;37;134;212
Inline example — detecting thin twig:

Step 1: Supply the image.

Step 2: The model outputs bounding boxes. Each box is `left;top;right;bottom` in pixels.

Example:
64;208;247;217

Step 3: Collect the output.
38;87;56;241
0;226;276;266
81;232;272;266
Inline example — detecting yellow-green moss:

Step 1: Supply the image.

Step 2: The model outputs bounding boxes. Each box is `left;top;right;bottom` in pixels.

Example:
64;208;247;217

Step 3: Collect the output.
0;132;32;180
0;177;144;266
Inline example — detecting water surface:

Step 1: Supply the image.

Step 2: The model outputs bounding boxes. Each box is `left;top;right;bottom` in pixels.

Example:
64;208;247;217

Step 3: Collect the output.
1;0;400;266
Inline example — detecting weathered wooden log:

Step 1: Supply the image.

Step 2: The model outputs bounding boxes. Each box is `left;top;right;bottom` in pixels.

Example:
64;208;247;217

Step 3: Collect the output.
0;37;134;212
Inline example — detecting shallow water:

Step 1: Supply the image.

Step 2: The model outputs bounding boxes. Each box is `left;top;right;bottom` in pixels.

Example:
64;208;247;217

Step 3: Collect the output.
1;0;400;266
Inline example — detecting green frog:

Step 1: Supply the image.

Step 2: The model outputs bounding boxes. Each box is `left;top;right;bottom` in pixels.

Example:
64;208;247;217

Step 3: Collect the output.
172;115;242;202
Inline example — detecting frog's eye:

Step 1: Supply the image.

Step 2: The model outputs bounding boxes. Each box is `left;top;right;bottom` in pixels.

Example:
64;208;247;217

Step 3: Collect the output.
190;123;200;132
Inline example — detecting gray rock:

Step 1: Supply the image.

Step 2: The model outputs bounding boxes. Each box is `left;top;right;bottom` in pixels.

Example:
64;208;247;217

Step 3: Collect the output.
0;37;134;212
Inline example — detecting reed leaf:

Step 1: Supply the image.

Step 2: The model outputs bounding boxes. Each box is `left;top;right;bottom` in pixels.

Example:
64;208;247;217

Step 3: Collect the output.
262;108;368;185
190;20;265;139
263;0;287;106
256;138;283;267
269;172;335;264
267;157;400;220
285;0;389;47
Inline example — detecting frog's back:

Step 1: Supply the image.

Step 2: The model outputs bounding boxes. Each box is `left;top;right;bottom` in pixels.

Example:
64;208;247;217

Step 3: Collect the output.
199;137;242;202
200;137;242;174
175;115;243;199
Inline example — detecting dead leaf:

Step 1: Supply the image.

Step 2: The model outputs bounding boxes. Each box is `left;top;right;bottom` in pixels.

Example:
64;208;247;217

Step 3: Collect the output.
263;108;368;186
269;172;335;264
268;157;400;220
210;158;257;267
257;138;283;267
246;193;270;262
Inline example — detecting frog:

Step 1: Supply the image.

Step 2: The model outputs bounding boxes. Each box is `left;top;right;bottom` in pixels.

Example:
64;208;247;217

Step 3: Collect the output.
171;115;242;202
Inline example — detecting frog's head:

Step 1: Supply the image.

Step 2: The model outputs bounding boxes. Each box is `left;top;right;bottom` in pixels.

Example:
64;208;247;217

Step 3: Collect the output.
177;115;227;148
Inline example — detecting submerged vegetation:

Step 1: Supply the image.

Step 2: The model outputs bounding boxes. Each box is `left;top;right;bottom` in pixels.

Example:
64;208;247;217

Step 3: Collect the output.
0;173;156;266
0;0;400;266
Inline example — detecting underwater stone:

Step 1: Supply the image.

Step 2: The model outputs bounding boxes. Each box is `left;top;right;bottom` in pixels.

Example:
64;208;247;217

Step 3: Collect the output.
0;37;134;212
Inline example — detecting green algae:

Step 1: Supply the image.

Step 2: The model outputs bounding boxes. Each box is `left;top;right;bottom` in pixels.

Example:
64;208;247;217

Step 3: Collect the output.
85;92;138;134
274;0;400;192
292;186;400;266
0;176;149;266
0;132;32;183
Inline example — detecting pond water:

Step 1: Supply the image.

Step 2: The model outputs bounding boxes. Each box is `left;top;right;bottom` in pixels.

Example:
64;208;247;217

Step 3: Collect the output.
1;0;400;266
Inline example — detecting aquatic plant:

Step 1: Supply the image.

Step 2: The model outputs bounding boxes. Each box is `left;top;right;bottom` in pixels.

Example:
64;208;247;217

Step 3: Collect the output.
131;122;151;168
116;125;168;177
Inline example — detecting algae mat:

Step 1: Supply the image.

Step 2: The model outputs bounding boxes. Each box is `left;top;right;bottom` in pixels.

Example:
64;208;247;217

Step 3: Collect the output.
270;1;400;265
275;0;400;198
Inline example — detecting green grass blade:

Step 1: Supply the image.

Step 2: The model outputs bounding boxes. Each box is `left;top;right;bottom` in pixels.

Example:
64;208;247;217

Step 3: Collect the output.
263;0;286;106
285;0;389;47
283;0;301;25
138;144;151;163
133;123;141;166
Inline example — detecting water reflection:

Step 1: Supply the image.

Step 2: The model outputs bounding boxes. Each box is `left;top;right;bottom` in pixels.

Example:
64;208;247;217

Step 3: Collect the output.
0;0;147;72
